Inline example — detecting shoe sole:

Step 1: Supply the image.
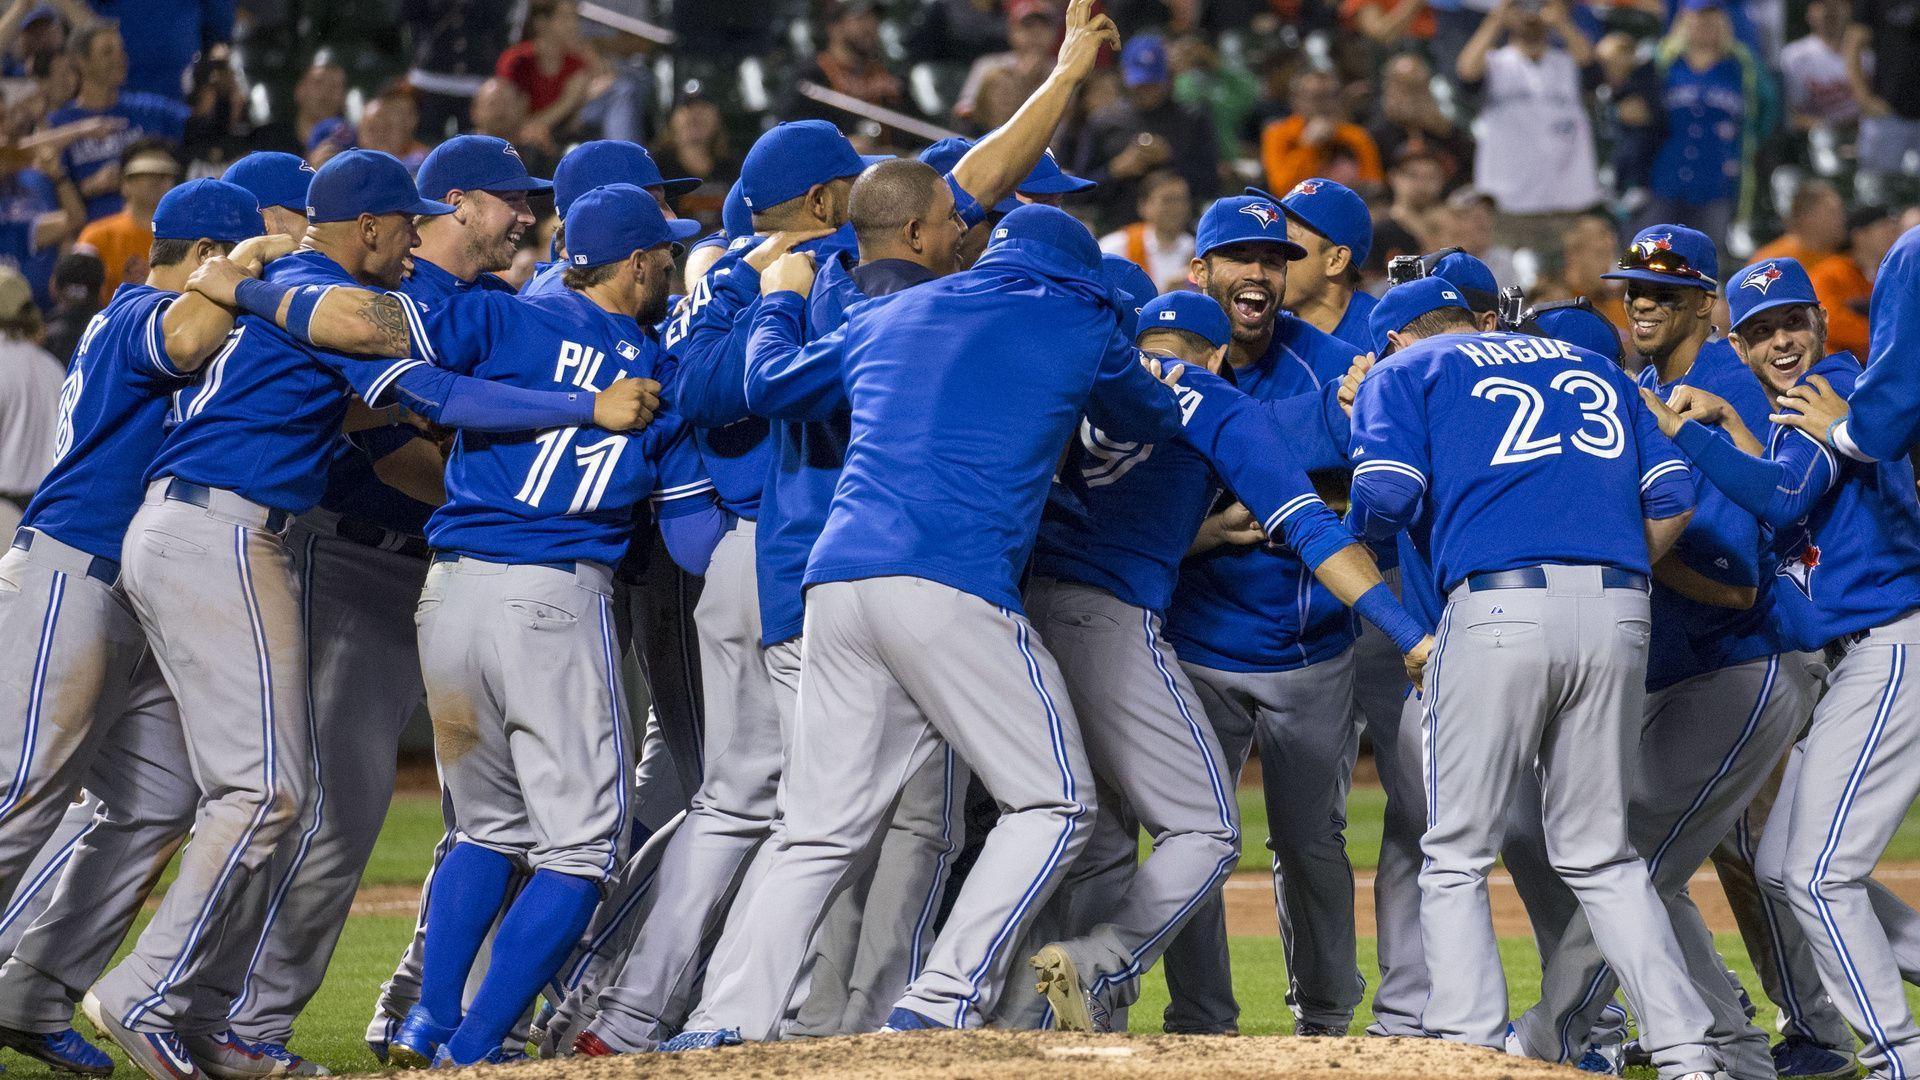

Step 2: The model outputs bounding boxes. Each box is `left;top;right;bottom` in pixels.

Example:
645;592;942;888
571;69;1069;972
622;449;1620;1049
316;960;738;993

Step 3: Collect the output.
1030;945;1093;1033
81;992;197;1080
0;1026;114;1076
387;1043;433;1070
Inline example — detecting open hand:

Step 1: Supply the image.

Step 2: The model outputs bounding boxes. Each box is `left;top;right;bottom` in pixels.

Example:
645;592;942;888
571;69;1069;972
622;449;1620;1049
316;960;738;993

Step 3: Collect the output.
1770;374;1848;446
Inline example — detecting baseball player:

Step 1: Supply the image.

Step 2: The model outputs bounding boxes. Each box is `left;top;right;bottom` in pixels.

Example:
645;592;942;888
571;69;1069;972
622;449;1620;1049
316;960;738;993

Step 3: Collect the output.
81;148;658;1080
645;204;1178;1048
0;180;273;1077
1642;256;1920;1080
221;153;313;241
1271;179;1377;347
204;135;556;1061
1349;277;1726;1080
373;182;710;1068
521;140;698;301
1156;192;1369;1038
1008;289;1431;1031
1510;228;1823;1079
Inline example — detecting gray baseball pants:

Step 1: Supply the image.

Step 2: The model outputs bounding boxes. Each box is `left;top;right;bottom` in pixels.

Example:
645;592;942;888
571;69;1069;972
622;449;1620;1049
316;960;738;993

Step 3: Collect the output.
0;653;197;1033
683;576;1094;1039
1511;654;1818;1078
1161;647;1361;1033
416;556;633;880
1762;610;1920;1078
95;483;312;1034
1419;566;1719;1077
1015;579;1238;1018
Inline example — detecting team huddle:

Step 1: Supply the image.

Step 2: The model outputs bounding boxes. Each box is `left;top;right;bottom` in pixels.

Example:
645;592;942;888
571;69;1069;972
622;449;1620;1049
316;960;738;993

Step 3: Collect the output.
2;3;1920;1080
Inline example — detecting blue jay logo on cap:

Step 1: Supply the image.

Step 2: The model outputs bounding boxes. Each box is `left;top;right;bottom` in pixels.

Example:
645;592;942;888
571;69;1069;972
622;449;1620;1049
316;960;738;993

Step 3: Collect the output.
1287;179;1323;198
299;161;315;174
615;341;639;361
1238;202;1281;229
503;144;524;163
1631;233;1675;259
1741;262;1784;294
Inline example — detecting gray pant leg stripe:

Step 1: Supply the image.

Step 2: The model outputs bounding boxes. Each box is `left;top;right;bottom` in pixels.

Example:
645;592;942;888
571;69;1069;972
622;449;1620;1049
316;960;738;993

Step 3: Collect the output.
3;572;65;821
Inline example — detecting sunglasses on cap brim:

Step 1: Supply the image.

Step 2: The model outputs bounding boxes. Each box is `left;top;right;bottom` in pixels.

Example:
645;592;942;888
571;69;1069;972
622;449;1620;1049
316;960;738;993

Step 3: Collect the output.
1617;246;1715;285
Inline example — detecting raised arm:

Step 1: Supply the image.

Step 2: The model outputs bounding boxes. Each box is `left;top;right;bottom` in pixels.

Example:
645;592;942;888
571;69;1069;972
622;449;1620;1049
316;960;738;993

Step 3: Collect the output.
163;234;301;370
947;0;1118;209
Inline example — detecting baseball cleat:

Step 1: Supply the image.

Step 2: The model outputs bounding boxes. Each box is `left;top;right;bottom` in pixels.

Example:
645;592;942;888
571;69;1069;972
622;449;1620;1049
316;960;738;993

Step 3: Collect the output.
1030;944;1111;1033
388;1007;455;1070
1576;1042;1622;1074
364;1015;398;1066
655;1029;741;1052
428;1045;515;1068
1771;1037;1857;1079
878;1009;948;1033
81;991;202;1080
1295;1022;1347;1037
1622;1038;1650;1067
242;1041;325;1077
0;1025;114;1075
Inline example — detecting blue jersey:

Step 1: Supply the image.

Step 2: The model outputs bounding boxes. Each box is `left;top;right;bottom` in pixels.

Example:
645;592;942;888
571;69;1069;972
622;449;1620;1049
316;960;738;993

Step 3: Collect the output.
1348;331;1695;594
1329;291;1378;357
667;230;859;521
20;284;192;562
148;249;430;515
1651;54;1745;202
520;259;566;298
1843;224;1920;462
787;240;1182;612
48;95;189;220
1165;313;1364;672
420;289;713;567
1636;340;1781;690
1674;354;1920;650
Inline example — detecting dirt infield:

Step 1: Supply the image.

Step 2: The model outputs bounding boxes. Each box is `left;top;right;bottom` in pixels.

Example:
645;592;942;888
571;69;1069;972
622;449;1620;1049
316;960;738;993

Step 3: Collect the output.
430;1031;1584;1079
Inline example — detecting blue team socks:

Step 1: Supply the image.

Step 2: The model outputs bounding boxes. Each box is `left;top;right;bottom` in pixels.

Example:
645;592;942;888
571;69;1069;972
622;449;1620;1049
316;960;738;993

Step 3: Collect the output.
442;868;599;1064
418;843;515;1029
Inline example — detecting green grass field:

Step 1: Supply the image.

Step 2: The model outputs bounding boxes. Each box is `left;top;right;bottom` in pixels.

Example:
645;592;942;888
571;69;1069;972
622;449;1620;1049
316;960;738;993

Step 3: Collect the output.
19;787;1920;1078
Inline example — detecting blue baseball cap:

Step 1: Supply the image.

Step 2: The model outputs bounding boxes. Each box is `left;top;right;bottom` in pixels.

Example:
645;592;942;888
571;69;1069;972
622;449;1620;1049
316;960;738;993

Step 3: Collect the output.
917;137;1093;213
552;140;699;216
1101;253;1157;335
564;183;703;268
739;120;865;213
916;137;971;174
1727;257;1820;333
222;152;314;213
984;203;1100;275
1602;224;1719;291
1429;250;1499;312
721;181;752;239
1533;304;1623;365
690;230;730;254
1138;291;1232;349
416;135;553;202
1263;179;1372;267
1369;277;1471;357
306;149;454;223
1195;195;1307;260
151;178;265;243
1121;35;1169;87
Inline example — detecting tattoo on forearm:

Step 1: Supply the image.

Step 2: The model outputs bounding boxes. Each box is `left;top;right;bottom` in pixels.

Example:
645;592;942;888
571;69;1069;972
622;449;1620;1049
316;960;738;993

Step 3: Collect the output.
362;294;411;356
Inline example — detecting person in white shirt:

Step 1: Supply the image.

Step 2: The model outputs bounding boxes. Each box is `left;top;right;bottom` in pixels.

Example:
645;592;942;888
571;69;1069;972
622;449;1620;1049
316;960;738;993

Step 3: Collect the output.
1782;0;1863;131
0;267;63;546
1097;169;1195;293
1456;0;1603;255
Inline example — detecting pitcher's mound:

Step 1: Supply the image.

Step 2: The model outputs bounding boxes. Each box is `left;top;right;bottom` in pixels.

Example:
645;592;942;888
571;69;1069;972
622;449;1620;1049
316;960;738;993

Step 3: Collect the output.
447;1031;1585;1079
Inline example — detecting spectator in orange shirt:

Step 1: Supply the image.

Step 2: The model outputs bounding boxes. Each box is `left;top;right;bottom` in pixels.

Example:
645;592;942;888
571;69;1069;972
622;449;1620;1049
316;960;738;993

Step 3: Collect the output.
1808;204;1903;358
1260;69;1384;197
72;139;175;305
1749;177;1848;264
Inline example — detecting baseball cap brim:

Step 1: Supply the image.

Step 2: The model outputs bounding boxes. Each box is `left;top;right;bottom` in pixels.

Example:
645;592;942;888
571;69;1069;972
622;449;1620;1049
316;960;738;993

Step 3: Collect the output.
1200;235;1308;261
1601;267;1717;290
1019;172;1097;195
1731;295;1815;333
657;176;701;200
411;197;457;217
662;218;704;249
859;154;893;168
484;176;555;193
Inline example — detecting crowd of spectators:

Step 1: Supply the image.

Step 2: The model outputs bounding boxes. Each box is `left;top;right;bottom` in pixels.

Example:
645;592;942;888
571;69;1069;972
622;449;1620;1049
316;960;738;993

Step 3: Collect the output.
0;0;1912;383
